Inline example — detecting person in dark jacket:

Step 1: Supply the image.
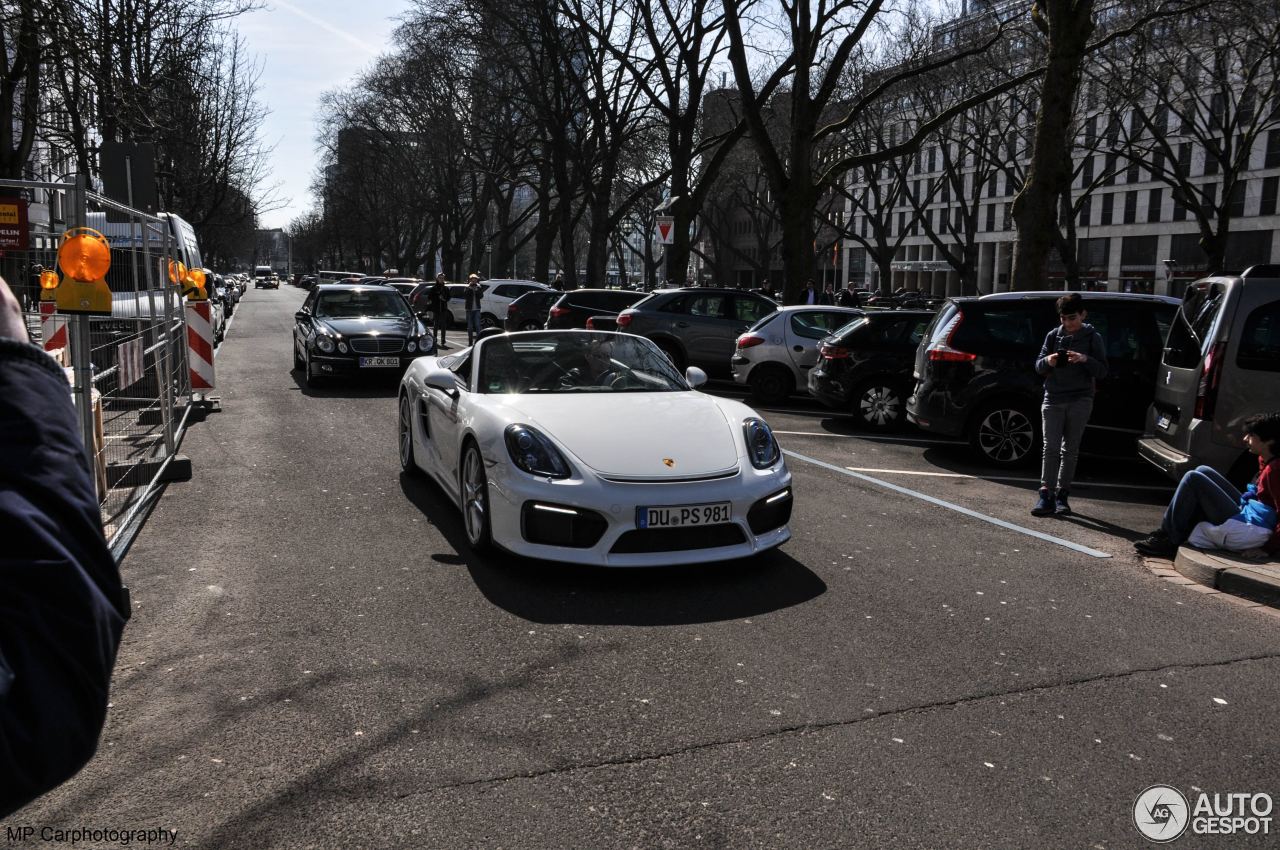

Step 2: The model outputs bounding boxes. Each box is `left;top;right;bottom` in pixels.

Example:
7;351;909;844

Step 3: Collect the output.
429;273;450;349
464;274;483;345
0;276;128;818
1031;293;1108;516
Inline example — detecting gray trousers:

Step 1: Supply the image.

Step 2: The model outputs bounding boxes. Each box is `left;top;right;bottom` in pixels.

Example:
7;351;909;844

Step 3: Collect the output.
1041;396;1093;492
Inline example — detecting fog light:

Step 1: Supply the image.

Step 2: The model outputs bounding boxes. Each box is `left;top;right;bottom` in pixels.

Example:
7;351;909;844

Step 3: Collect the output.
338;341;348;353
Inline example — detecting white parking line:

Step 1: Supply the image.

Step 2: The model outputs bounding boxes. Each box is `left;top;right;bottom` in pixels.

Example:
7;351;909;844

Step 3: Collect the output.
774;430;965;446
782;449;1113;559
841;467;1173;492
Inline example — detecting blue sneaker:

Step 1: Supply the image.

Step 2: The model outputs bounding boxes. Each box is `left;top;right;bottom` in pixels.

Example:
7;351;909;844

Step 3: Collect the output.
1055;489;1071;515
1031;488;1055;517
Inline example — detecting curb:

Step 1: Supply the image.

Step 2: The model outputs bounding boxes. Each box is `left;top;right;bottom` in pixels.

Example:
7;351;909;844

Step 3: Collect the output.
1142;547;1280;613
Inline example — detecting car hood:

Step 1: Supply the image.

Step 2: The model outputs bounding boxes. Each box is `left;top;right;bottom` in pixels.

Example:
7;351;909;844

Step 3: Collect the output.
318;316;418;337
499;392;741;477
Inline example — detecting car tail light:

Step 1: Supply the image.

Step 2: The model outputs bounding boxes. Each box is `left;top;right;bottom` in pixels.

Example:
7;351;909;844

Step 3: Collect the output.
819;343;850;359
1195;340;1226;420
508;303;519;316
585;317;597;330
616;312;633;328
549;305;569;318
925;313;976;362
737;333;765;349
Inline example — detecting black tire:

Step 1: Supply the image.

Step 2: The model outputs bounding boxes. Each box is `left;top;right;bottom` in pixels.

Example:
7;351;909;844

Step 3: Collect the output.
293;339;304;370
460;441;492;552
480;313;499;330
398;392;421;475
654;339;685;371
852;377;908;431
748;364;795;405
303;351;322;388
968;400;1039;467
519;320;541;331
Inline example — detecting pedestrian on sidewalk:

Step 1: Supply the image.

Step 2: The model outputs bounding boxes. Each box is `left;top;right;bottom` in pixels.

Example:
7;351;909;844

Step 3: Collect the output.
1134;413;1280;557
0;276;128;817
429;273;449;349
464;273;483;345
1031;293;1108;517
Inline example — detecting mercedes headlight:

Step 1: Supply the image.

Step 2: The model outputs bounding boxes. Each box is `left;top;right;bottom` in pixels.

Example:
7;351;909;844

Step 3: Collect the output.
315;335;335;353
505;424;571;479
743;418;780;469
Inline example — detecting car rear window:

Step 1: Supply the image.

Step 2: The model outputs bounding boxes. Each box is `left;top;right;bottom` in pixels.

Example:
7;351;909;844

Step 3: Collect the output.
1165;281;1227;368
790;310;850;340
1237;300;1280;371
951;303;1053;354
733;295;775;324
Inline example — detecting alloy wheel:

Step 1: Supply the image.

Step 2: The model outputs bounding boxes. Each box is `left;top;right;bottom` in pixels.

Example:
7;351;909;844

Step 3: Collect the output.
976;407;1035;464
859;385;902;428
462;446;488;546
398;394;414;470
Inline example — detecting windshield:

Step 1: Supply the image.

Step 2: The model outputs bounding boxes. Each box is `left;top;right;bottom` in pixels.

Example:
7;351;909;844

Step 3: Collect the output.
315;290;412;319
476;332;687;394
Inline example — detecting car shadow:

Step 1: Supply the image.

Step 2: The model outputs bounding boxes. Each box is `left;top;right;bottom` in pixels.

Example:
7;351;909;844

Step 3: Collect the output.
398;471;827;627
287;367;401;399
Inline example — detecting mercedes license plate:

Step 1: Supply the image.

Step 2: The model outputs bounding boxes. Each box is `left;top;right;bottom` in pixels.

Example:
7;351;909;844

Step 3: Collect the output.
359;356;399;368
637;502;732;529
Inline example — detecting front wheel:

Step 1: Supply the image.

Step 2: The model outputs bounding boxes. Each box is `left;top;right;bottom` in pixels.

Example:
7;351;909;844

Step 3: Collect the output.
461;442;492;552
969;401;1039;467
480;313;499;329
398;393;420;474
654;340;685;372
748;365;794;405
519;320;541;331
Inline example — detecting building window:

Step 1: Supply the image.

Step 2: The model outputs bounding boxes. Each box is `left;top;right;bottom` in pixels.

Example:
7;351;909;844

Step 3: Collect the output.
1079;197;1092;227
1104;153;1118;185
987;173;998;198
1261;176;1278;216
1101;193;1114;225
1151;151;1165;180
1205;147;1220;176
1172;192;1188;221
1126;161;1140;184
986;203;996;232
1002;204;1011;230
1121;235;1158;267
1178;142;1192;174
1148;188;1163;223
1228;181;1247;218
1124;191;1138;224
1204;182;1219;208
1081;155;1095;188
1266;130;1280;168
927;146;936;172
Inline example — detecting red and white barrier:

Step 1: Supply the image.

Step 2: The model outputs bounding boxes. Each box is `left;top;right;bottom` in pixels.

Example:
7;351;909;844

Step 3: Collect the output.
185;301;216;391
40;300;68;353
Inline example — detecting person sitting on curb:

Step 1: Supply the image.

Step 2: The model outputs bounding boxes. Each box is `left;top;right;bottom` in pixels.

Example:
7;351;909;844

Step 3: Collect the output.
1134;413;1280;558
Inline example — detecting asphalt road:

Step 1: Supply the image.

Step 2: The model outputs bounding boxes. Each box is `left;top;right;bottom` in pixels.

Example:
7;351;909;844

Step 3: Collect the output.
12;285;1280;849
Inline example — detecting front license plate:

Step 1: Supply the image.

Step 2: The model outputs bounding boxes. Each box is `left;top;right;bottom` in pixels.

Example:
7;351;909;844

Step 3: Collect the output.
359;356;399;368
637;502;732;529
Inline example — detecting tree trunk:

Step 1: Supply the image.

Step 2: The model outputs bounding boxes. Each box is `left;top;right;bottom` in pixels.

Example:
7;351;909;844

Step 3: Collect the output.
1011;1;1095;290
777;186;819;304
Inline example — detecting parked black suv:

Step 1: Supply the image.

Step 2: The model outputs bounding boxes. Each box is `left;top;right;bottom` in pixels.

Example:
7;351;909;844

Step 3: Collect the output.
906;292;1178;466
546;288;647;330
505;290;560;331
809;310;934;430
616;287;778;375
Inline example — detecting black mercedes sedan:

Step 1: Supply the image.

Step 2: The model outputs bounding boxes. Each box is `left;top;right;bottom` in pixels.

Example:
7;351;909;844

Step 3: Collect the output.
293;283;434;387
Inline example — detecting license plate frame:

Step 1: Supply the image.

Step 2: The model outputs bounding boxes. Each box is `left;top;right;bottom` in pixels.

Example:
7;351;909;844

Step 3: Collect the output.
359;356;400;368
636;501;733;529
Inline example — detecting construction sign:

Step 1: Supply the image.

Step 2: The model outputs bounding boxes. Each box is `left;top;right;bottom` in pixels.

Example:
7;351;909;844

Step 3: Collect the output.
0;197;29;250
655;215;675;245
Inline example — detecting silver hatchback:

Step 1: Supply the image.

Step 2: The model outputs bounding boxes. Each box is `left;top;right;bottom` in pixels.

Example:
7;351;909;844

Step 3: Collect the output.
731;306;864;404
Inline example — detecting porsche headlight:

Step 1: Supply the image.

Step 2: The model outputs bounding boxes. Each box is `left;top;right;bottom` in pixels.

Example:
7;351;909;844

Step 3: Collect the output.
743;418;780;469
315;335;335;353
505;424;570;479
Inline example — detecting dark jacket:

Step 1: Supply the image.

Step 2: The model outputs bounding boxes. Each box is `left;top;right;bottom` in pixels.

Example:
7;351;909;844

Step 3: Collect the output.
463;284;482;311
430;281;449;310
1034;323;1108;402
0;338;127;818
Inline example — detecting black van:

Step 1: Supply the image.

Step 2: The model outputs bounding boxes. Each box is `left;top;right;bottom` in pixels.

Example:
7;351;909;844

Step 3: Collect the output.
906;291;1178;466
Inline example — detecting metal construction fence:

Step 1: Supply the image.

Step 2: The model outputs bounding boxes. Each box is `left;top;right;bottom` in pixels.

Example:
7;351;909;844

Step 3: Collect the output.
5;177;196;558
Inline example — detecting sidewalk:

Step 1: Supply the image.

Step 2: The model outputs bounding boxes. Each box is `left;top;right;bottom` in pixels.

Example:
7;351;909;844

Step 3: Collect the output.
1148;547;1280;609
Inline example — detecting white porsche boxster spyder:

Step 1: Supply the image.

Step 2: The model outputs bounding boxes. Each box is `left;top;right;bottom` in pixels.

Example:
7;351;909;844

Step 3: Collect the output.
397;331;793;566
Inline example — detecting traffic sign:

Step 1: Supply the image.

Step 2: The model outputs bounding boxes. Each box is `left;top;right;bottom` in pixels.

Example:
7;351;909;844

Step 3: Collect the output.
655;215;675;245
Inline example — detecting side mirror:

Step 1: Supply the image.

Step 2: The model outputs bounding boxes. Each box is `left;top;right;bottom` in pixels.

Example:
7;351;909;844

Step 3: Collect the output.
294;310;308;321
424;368;459;394
685;366;708;389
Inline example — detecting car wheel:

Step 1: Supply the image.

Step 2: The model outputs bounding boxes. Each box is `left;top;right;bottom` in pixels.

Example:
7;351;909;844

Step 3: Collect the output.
303;351;322;388
519;320;541;331
460;441;492;552
654;339;685;371
853;378;907;431
748;364;794;405
398;393;421;475
293;341;304;370
480;313;499;330
969;400;1038;467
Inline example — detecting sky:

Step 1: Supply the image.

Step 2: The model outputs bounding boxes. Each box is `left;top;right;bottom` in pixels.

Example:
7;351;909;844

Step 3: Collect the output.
238;1;410;230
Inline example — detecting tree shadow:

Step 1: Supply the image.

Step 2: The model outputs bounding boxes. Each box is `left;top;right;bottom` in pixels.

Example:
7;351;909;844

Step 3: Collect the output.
398;473;826;627
287;368;401;399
